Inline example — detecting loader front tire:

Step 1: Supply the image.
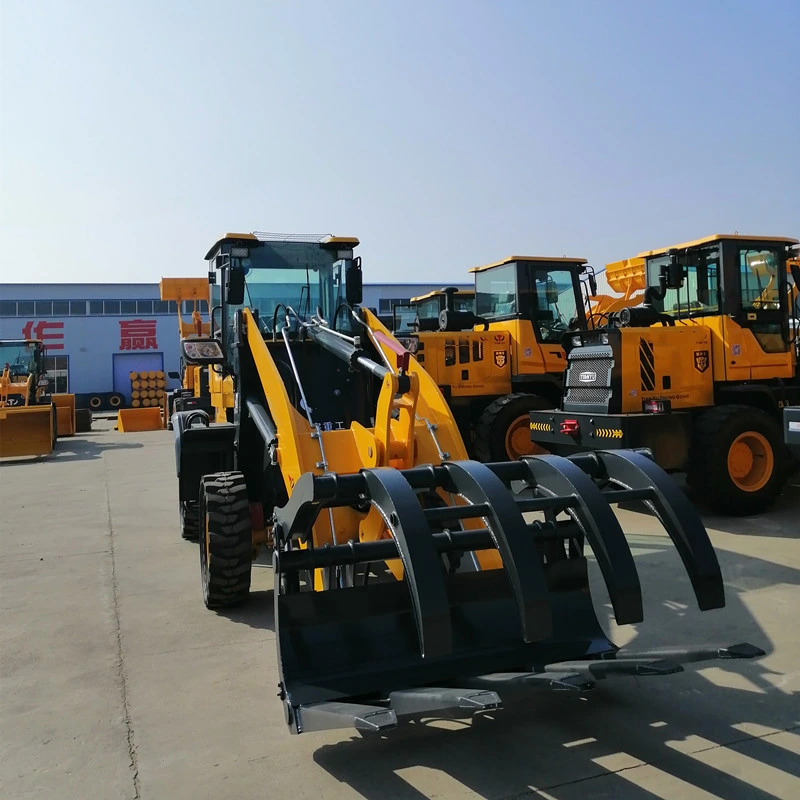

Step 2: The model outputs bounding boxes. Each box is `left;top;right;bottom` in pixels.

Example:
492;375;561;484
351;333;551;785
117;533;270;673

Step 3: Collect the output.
688;405;786;516
199;472;252;608
475;393;551;461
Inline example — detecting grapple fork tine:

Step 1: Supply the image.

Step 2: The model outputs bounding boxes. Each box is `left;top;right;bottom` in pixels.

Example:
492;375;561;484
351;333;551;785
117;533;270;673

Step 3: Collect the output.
521;454;643;624
362;468;453;659
591;449;725;610
441;460;552;642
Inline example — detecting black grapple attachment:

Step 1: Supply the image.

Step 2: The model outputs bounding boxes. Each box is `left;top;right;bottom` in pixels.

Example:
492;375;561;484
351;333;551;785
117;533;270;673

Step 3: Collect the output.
272;448;763;735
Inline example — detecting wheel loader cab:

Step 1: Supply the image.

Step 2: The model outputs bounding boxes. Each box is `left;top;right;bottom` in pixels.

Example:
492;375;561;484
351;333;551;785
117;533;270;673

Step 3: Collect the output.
529;233;800;516
472;256;589;378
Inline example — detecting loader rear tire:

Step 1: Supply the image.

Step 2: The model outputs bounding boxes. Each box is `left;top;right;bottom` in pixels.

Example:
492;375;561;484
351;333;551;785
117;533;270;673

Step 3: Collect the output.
179;500;200;541
687;405;786;516
475;393;551;461
199;472;252;608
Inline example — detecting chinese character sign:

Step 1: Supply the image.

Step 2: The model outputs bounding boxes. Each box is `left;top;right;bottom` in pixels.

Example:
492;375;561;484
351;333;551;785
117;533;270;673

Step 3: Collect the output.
119;319;158;351
21;320;65;350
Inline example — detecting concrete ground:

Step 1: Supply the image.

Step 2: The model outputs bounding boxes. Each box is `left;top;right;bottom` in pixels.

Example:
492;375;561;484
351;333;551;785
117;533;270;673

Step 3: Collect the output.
1;422;799;800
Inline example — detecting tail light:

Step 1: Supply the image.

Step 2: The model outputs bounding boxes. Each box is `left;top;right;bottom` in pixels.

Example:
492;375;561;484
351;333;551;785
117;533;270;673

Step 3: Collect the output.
560;418;580;435
642;399;671;414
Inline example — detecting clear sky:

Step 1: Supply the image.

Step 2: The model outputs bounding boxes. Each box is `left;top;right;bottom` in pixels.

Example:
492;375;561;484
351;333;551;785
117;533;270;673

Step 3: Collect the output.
1;0;798;285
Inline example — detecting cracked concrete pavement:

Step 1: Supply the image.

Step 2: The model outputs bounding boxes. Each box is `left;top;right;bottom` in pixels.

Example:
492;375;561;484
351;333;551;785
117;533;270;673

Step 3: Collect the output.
1;422;799;799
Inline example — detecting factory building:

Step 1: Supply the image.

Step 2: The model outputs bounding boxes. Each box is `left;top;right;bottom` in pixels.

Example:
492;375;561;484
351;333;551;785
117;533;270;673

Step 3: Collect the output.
0;281;470;407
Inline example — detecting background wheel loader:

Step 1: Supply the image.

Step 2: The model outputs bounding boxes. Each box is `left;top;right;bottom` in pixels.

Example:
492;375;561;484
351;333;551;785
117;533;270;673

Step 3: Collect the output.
393;256;600;462
170;230;762;735
0;338;75;457
392;287;475;334
530;234;800;515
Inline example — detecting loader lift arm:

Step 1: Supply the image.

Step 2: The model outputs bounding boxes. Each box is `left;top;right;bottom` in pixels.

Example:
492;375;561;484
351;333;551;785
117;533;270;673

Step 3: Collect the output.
173;231;763;735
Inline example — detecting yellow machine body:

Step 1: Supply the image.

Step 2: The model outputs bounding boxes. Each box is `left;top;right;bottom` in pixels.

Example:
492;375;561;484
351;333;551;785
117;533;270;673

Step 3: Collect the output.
396;255;592;460
615;325;715;413
530;233;800;516
0;338;65;457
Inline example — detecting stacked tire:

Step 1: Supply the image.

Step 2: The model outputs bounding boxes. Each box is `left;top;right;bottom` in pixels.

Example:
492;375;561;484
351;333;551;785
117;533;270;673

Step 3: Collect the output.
129;370;167;408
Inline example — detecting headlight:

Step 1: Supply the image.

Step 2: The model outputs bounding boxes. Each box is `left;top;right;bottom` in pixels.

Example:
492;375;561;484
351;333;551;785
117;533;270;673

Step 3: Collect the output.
571;335;583;347
599;332;609;344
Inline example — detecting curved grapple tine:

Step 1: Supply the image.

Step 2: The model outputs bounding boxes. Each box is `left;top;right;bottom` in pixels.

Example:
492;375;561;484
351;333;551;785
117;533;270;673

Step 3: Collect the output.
441;460;552;642
362;468;453;658
593;450;725;610
520;455;643;624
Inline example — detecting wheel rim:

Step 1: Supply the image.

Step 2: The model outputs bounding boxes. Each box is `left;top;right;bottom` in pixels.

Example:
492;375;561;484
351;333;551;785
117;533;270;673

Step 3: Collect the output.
504;414;549;459
727;431;773;492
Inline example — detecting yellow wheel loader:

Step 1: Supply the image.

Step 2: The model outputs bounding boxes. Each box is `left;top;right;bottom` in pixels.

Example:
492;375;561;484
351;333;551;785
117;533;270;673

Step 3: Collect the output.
393;287;475;334
0;338;74;457
530;234;800;515
169;231;762;735
393;256;599;461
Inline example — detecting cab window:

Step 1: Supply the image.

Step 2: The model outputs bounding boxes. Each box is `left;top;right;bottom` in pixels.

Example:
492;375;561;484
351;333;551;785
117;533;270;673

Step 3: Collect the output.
475;264;517;319
647;246;720;317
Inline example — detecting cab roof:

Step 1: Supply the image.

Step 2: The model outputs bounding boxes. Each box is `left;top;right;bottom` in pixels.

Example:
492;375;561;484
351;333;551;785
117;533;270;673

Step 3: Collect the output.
469;255;587;274
204;232;359;260
638;234;799;258
410;289;475;303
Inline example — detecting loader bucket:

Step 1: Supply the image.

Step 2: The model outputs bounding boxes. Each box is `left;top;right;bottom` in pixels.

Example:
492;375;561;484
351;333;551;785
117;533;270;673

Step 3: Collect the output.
117;407;163;432
0;405;54;458
53;394;76;437
272;450;763;734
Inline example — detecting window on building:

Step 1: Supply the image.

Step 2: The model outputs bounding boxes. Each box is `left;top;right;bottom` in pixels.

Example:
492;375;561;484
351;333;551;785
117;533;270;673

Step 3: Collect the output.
120;300;137;314
36;301;53;315
378;297;410;314
44;355;69;393
0;301;15;316
153;300;169;314
70;300;87;315
136;300;154;314
52;300;70;315
104;300;121;315
168;301;178;313
89;301;104;314
17;301;34;316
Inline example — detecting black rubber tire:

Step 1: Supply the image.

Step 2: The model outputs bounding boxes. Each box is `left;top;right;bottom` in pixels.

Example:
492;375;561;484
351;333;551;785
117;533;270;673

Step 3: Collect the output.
474;392;551;462
89;395;102;410
687;404;787;516
75;408;93;433
179;500;200;541
198;472;252;608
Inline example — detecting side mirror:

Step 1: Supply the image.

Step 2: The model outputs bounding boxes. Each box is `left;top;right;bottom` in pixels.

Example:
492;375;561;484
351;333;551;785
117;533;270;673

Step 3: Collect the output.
346;257;363;306
588;272;598;297
168;371;181;380
226;265;245;305
666;252;686;290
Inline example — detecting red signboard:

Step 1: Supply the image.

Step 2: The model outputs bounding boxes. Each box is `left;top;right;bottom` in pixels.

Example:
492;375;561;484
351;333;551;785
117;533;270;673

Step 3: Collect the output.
119;319;158;351
21;320;65;351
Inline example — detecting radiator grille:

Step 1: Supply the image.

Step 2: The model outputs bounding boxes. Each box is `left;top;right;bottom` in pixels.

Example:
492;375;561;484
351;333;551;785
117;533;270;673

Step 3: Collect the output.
563;346;614;411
